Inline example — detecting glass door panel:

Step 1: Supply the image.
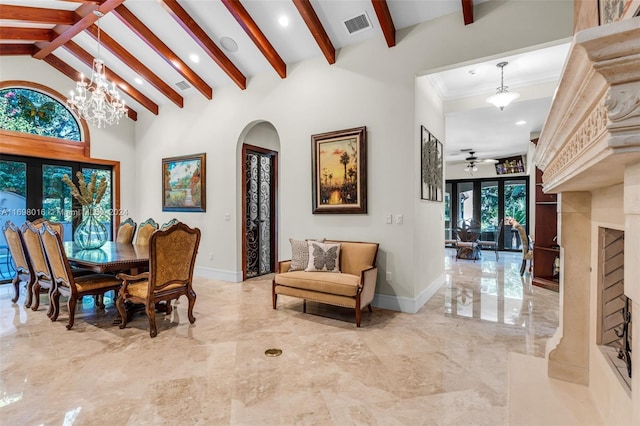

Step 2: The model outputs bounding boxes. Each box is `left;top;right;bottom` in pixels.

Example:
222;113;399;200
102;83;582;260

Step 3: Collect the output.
457;182;474;227
42;164;72;241
444;182;452;240
504;179;528;249
0;160;27;280
480;181;498;241
82;168;113;240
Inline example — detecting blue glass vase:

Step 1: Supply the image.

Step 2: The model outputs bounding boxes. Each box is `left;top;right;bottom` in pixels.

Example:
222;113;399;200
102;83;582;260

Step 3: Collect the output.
74;205;108;249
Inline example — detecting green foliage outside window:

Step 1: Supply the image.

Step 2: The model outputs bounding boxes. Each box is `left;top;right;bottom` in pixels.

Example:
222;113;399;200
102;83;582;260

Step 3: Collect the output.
0;160;27;197
0;88;81;141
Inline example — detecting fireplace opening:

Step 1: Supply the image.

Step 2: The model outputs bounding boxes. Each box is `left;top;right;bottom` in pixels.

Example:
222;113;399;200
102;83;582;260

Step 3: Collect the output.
597;227;631;390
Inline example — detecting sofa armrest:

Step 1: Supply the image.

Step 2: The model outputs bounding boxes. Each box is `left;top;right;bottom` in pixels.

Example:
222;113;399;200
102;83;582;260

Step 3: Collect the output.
277;260;291;274
358;266;378;308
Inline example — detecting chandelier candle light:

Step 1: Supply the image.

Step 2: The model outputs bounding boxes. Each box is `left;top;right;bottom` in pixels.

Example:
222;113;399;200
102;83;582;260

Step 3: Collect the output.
67;11;127;128
485;62;520;111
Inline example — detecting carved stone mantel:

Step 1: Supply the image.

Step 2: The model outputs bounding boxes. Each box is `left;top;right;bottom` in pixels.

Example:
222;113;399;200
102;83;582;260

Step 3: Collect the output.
533;18;640;424
533;18;640;193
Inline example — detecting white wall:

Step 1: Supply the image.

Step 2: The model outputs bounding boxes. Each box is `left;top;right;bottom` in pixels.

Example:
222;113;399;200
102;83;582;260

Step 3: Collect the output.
133;0;572;309
0;56;137;223
1;0;573;310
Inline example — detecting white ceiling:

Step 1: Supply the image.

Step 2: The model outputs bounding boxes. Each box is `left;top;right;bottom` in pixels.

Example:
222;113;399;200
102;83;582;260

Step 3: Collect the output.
426;42;571;162
2;0;570;161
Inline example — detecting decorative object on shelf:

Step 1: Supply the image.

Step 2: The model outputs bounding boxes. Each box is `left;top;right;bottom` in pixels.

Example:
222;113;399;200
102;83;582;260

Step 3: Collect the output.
311;126;367;214
615;297;632;379
494;155;525;175
66;11;127;128
485;62;519;111
162;153;206;212
62;172;108;249
420;126;443;201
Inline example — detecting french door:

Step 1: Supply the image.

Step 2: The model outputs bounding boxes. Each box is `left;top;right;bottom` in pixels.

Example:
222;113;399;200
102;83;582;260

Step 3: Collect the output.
242;145;278;279
445;176;529;251
0;154;113;242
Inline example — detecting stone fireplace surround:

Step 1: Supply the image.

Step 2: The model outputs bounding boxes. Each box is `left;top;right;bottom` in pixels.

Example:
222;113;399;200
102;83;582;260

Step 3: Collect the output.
532;18;640;424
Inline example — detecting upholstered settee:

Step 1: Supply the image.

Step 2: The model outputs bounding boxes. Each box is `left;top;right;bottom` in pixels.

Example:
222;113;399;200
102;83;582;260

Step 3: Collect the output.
272;240;379;327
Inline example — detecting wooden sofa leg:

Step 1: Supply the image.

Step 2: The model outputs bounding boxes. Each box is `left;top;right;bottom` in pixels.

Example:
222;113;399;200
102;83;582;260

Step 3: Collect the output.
355;297;361;327
303;300;306;313
367;305;372;313
272;280;277;309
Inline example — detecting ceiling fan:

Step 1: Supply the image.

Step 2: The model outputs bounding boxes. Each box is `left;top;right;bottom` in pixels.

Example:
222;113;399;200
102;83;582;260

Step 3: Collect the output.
463;151;498;174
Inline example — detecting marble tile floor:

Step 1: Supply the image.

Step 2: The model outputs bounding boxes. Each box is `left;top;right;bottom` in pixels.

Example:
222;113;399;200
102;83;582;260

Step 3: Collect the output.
0;250;562;425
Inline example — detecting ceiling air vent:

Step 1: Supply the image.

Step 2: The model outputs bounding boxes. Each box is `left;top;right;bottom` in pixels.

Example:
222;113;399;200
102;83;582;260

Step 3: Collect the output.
175;80;191;91
344;12;371;35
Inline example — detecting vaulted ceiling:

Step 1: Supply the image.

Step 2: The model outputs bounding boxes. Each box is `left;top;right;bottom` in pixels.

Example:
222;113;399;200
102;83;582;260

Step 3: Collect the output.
0;0;478;121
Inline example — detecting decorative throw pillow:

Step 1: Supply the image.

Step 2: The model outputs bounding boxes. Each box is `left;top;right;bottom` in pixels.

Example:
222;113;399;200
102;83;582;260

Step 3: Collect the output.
289;238;324;271
305;241;341;273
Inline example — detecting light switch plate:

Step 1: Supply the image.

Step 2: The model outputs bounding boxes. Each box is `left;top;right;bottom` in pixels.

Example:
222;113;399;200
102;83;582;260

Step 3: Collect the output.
396;214;403;224
385;214;393;224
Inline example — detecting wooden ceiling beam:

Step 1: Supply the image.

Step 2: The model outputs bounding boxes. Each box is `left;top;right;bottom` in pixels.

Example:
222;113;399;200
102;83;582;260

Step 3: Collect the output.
0;5;76;26
64;40;159;115
462;0;474;25
371;0;396;48
84;24;184;108
112;5;212;100
159;0;246;90
42;54;137;121
0;27;53;42
0;44;35;56
292;0;335;64
32;0;126;60
221;0;286;78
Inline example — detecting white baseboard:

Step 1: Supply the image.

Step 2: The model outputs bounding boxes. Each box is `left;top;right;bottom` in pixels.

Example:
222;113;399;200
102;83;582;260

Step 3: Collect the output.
194;266;242;283
372;273;445;313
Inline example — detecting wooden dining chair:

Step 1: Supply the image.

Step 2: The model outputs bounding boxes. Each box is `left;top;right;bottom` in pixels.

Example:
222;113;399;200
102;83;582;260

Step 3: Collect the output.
116;221;201;337
134;218;158;246
39;224;121;330
21;222;57;317
116;218;136;244
160;218;179;231
2;221;35;307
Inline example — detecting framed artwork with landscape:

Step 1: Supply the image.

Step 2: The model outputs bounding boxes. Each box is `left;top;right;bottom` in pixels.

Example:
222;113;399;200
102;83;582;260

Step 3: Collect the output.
162;153;206;212
420;126;443;202
311;126;367;214
599;0;640;23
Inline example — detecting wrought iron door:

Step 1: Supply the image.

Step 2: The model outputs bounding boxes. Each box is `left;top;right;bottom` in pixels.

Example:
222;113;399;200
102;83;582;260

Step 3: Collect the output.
244;147;276;278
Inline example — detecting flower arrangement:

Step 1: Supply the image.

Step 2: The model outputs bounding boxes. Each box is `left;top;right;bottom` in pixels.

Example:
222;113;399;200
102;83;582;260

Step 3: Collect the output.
62;171;107;206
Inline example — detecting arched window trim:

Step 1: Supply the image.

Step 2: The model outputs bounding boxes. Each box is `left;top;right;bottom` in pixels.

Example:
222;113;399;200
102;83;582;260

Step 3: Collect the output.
0;80;91;158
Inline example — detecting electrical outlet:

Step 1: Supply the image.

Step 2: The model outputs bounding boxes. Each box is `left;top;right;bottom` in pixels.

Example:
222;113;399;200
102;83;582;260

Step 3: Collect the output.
396;214;403;224
386;271;392;282
209;252;214;261
385;214;392;224
224;213;231;221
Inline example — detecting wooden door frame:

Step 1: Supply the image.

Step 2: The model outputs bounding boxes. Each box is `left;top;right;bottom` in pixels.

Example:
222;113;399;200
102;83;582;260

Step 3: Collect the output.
241;144;278;281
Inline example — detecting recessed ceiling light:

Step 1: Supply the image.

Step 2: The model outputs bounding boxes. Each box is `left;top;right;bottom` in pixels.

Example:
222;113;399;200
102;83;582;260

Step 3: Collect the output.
189;54;200;63
220;36;238;53
515;120;527;125
278;16;289;27
134;77;143;85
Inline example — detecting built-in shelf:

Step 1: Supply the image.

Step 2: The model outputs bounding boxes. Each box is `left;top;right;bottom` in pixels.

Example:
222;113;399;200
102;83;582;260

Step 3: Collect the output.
533;166;559;292
536;246;560;253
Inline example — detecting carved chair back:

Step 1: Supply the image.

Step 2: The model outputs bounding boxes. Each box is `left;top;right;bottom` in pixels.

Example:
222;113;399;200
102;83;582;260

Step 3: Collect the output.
21;222;52;283
149;222;201;294
3;221;31;275
39;225;74;295
116;218;137;244
135;218;158;246
31;218;64;240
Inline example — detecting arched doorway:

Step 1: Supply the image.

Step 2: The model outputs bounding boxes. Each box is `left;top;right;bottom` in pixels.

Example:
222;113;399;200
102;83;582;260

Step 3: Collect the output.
239;121;280;279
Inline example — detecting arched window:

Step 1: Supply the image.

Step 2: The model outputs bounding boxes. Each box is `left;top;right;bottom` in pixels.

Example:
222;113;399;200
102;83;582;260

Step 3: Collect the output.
0;86;82;141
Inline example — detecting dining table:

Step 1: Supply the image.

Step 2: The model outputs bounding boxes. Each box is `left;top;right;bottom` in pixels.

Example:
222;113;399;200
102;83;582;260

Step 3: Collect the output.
64;241;149;274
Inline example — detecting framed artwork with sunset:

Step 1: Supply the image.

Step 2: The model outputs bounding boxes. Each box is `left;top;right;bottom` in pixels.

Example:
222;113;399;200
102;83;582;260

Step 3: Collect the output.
311;126;367;214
